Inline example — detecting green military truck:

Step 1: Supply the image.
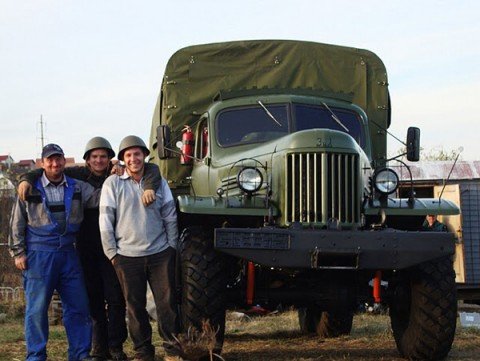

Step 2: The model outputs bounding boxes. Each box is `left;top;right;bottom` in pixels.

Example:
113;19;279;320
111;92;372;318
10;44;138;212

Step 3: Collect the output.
149;40;459;360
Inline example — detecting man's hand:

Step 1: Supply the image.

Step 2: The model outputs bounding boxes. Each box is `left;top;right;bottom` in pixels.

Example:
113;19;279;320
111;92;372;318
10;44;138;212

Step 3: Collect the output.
17;181;32;202
111;255;118;266
111;163;125;176
14;255;27;270
142;189;156;206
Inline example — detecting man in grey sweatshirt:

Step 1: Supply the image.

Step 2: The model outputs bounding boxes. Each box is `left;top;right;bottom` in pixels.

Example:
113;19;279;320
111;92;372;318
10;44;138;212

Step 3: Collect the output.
99;135;180;361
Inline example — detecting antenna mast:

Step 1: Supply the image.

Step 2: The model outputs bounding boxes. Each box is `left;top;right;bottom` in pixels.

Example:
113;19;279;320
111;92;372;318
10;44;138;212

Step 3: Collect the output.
40;114;45;149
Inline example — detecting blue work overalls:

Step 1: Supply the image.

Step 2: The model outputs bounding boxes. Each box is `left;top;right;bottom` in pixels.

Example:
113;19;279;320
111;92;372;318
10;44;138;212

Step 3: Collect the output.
23;177;92;361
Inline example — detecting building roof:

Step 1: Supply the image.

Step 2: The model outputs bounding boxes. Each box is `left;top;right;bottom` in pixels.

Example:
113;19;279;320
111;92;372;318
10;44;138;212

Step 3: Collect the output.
17;159;35;166
0;155;13;162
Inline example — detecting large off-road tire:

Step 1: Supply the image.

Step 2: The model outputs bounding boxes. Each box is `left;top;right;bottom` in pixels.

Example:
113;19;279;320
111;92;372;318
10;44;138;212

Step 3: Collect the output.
389;256;457;360
298;306;353;337
298;307;317;333
180;228;226;351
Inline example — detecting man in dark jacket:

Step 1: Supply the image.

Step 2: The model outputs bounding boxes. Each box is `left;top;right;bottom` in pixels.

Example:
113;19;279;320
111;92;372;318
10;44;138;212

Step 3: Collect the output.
422;214;448;232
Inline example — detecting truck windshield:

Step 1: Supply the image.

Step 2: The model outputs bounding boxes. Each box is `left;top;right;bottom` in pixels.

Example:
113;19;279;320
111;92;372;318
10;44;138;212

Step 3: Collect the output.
293;104;364;147
216;105;289;147
216;103;364;147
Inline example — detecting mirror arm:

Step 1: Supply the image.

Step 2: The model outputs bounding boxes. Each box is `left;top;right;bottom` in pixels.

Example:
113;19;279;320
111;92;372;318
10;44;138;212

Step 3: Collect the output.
385;152;408;163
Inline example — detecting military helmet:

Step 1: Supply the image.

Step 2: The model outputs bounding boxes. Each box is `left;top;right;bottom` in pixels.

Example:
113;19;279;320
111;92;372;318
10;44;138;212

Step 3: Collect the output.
117;135;150;161
83;136;115;160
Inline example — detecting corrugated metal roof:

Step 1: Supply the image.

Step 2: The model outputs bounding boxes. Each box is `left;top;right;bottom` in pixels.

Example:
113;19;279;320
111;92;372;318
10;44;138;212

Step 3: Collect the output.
392;160;480;181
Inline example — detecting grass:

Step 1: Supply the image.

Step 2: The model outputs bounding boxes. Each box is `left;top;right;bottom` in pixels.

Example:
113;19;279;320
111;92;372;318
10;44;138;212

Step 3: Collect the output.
1;310;480;361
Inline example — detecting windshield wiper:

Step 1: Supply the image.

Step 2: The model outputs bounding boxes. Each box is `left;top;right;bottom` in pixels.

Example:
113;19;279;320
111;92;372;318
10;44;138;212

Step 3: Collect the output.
322;102;349;132
257;100;282;127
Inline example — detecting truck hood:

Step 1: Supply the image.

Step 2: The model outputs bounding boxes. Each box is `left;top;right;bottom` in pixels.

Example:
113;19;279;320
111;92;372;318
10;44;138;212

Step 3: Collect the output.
213;129;363;166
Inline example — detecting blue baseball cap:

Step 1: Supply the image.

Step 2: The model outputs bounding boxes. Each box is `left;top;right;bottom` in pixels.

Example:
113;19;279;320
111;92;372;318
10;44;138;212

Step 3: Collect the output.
41;143;64;158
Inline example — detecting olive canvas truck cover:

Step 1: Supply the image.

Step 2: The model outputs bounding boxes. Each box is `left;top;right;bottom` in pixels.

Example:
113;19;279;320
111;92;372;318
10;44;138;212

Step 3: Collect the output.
149;40;390;184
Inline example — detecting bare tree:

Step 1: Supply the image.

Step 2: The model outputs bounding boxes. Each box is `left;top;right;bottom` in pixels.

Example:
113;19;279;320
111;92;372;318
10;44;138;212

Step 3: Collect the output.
0;189;21;286
422;147;461;161
392;146;461;161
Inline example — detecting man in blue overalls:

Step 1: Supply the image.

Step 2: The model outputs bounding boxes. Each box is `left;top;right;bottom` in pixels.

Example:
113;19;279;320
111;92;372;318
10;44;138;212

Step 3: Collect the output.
9;143;98;361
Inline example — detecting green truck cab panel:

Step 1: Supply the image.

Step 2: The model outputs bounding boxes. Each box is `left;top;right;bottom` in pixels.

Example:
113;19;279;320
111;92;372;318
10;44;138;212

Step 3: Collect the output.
178;195;279;216
364;198;460;216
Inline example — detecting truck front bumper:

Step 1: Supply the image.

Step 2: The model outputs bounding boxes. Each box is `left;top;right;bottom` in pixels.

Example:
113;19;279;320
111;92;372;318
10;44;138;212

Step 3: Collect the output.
214;228;455;270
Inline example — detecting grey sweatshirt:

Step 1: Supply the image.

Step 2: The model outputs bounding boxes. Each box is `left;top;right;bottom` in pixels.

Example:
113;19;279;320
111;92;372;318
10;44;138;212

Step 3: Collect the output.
99;173;178;260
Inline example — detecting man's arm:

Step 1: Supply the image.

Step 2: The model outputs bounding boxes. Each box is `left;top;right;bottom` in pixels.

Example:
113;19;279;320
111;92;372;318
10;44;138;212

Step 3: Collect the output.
17;169;43;201
144;163;162;190
142;163;162;206
99;177;119;260
159;179;179;250
9;197;28;270
64;166;89;181
18;168;43;185
18;167;89;201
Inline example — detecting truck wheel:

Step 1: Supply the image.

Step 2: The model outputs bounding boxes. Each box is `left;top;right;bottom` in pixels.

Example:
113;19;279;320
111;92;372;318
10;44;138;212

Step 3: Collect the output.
180;228;226;352
298;307;318;333
389;256;457;360
298;306;353;337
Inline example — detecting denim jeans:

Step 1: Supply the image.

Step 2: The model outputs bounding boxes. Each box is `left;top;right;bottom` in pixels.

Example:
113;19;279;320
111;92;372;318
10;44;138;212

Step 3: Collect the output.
79;250;127;356
113;247;179;358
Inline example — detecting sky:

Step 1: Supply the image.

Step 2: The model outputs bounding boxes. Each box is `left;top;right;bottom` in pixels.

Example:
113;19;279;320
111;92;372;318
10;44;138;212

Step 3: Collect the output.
1;0;479;162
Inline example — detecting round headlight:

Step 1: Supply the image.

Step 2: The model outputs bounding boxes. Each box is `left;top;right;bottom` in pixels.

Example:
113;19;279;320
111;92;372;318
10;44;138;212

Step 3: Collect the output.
237;167;263;193
374;168;399;195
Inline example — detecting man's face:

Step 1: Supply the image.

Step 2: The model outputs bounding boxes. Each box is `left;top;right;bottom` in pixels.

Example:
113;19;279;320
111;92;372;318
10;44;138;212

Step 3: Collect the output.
123;147;145;175
86;149;110;176
42;154;66;180
427;215;436;226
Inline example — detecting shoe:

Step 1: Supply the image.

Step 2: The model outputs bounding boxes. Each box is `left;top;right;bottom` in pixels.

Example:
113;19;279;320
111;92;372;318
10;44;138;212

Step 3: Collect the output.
91;346;109;360
109;349;128;361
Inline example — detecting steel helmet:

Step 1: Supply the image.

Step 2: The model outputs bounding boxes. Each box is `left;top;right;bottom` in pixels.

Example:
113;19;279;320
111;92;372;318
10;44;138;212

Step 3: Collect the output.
83;136;115;160
117;135;150;161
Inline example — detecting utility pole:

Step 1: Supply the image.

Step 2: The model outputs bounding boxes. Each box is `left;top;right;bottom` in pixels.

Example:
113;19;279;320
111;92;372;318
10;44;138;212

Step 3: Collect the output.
36;115;47;158
39;114;45;149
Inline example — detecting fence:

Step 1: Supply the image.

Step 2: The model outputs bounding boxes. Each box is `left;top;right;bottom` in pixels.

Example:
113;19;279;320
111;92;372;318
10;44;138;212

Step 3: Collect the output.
0;286;24;301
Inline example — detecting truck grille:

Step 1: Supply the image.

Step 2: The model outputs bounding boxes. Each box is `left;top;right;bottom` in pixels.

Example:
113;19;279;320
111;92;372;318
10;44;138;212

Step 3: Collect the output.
285;152;360;225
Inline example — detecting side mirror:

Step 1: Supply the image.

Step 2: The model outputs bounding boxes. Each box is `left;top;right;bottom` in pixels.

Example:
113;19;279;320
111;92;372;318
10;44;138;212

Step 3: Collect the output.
406;127;420;162
157;125;172;159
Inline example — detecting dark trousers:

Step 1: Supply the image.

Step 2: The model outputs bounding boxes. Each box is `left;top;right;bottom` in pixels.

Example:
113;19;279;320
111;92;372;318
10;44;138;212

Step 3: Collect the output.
113;247;179;358
79;251;128;356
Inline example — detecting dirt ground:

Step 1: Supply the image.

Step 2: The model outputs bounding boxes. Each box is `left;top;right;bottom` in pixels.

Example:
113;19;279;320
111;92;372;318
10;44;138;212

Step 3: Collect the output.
1;311;479;361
